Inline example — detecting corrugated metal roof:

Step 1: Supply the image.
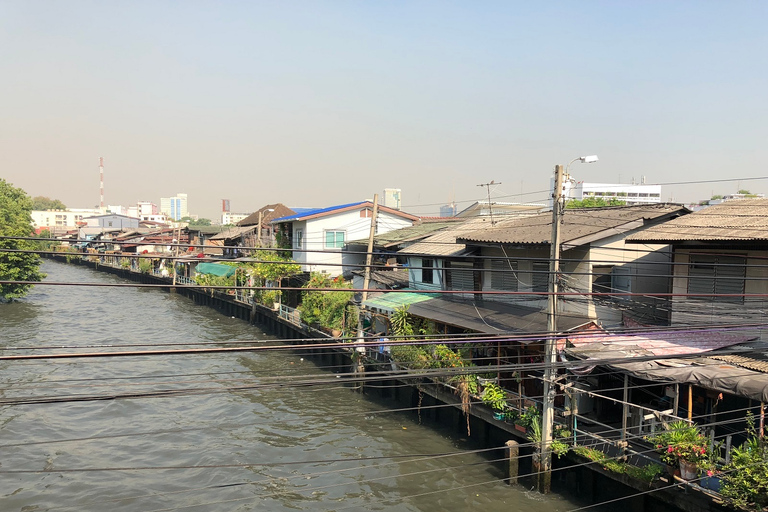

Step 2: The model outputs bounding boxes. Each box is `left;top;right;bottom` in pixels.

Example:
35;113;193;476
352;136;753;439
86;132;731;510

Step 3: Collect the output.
628;199;768;242
709;354;768;374
362;292;434;312
347;221;460;248
457;204;686;246
398;218;496;256
209;225;255;241
407;297;592;334
272;202;419;223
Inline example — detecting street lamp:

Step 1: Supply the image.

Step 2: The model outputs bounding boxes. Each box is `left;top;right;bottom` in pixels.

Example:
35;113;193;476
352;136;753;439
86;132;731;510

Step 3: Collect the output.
538;155;598;493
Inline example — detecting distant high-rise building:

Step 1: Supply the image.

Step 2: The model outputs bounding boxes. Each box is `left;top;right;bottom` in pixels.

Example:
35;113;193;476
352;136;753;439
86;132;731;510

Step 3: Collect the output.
439;203;457;217
383;188;401;210
222;199;231;213
160;193;188;220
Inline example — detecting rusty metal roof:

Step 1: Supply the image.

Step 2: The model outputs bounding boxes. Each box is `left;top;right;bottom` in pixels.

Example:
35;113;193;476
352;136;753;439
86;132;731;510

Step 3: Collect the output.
456;204;686;246
628;199;768;242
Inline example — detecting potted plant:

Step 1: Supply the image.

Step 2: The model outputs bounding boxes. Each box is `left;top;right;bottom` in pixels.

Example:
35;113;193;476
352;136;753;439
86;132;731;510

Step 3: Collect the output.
481;382;508;418
648;421;709;479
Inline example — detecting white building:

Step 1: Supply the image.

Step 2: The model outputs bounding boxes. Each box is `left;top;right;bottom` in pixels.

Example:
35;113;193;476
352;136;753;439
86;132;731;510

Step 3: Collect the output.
383;189;402;210
551;174;662;207
31;208;101;234
222;212;250;225
273;201;420;276
160;193;188;221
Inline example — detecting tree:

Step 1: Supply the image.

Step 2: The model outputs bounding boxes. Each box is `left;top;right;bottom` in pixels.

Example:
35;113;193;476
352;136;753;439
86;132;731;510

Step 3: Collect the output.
565;197;627;208
31;196;67;210
180;216;212;227
0;180;46;300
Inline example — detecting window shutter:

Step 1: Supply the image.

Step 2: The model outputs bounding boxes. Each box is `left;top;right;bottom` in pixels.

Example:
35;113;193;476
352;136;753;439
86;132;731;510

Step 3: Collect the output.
491;260;518;291
450;263;474;291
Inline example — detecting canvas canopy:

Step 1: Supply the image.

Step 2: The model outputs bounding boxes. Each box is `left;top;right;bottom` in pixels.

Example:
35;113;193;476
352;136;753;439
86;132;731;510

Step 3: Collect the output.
195;262;236;277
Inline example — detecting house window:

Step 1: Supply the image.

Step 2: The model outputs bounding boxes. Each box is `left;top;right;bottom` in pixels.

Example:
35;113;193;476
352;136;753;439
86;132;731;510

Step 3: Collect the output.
422;259;434;284
294;229;303;249
490;260;518;291
592;266;632;296
531;261;549;292
688;255;746;303
324;230;345;249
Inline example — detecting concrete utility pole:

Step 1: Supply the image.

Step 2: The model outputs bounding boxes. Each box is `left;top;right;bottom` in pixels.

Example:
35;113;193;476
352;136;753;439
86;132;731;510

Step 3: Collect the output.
538;164;564;493
362;194;379;303
538;155;597;493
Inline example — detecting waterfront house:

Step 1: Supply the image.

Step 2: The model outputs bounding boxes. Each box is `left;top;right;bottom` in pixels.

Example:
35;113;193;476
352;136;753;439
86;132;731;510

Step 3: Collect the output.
455;203;689;326
237;203;298;247
272;201;420;277
344;218;462;290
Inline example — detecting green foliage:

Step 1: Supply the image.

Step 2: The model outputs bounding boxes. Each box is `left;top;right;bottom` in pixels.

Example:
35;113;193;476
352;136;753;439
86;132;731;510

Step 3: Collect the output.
721;412;768;510
551;438;569;458
181;217;212;227
34;229;59;252
566;197;627;208
710;194;724;200
518;405;541;430
120;259;130;269
250;250;300;282
138;259;152;274
481;382;508;411
31;196;66;210
299;273;353;333
244;250;300;307
390;305;415;337
194;272;235;288
647;421;708;466
0;180;46;300
572;445;663;485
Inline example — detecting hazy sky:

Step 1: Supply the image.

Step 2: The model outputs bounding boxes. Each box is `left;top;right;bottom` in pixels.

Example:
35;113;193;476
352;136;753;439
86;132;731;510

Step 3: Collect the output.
2;1;767;219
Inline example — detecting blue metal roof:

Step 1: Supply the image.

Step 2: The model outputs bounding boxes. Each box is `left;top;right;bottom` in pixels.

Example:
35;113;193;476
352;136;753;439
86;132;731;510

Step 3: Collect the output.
272;202;366;222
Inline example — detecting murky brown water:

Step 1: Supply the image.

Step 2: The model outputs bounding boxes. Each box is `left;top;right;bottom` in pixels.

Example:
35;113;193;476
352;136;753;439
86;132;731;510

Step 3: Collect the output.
0;261;583;511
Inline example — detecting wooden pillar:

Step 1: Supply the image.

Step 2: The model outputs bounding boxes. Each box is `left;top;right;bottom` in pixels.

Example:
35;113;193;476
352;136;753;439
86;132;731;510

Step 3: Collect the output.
506;440;519;485
688;385;693;422
621;375;629;444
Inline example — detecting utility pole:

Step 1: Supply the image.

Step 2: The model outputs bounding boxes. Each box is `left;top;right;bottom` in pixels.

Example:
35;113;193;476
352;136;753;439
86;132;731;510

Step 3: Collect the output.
256;210;264;247
362;194;379;303
539;164;565;493
477;181;501;225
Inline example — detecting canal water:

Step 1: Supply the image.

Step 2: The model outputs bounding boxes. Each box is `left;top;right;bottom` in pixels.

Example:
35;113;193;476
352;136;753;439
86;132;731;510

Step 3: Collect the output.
0;261;584;512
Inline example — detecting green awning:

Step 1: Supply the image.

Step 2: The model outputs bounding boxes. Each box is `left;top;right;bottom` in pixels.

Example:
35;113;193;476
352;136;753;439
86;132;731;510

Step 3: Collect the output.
195;262;236;277
362;292;434;313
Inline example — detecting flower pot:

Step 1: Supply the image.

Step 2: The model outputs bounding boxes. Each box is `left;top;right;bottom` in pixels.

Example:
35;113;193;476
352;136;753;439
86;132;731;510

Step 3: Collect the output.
514;424;527;433
493;412;505;421
699;475;721;492
679;459;698;480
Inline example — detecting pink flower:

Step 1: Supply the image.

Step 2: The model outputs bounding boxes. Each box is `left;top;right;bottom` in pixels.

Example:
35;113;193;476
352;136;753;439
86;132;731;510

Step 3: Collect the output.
707;470;714;477
667;446;674;453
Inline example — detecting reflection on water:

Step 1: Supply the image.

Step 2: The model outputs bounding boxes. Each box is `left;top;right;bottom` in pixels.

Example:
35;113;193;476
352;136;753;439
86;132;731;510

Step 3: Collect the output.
0;261;582;511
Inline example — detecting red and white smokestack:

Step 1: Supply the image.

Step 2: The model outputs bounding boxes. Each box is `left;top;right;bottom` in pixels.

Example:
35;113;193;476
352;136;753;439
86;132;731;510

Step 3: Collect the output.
99;157;104;209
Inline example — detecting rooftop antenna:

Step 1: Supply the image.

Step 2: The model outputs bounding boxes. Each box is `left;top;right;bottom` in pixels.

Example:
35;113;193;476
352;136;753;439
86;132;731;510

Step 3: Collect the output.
477;180;501;225
99;157;104;211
